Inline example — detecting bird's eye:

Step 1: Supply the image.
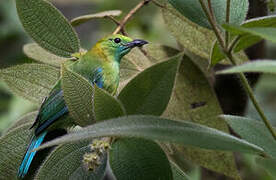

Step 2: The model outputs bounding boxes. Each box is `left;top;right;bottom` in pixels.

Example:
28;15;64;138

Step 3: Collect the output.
114;38;121;43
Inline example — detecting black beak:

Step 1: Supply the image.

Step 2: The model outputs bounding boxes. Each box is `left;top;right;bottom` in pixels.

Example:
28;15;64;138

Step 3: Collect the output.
125;39;148;49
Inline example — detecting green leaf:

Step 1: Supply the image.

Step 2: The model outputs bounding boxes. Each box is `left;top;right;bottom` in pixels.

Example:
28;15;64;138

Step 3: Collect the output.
16;0;80;57
162;4;215;60
94;85;125;121
171;161;190;180
256;157;276;178
242;15;276;28
221;115;276;158
71;10;122;27
109;138;172;180
23;43;67;67
5;111;37;134
0;123;33;179
36;140;107;180
163;56;240;179
168;0;248;29
209;40;249;67
118;53;182;116
217;60;276;74
119;44;179;92
61;63;95;127
37;115;264;155
223;24;276;43
0;63;60;104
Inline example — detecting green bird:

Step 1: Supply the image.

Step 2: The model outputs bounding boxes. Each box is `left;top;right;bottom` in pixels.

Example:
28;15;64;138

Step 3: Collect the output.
18;34;148;178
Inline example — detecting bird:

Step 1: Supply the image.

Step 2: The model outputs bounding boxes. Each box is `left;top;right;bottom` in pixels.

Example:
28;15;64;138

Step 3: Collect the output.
17;34;148;178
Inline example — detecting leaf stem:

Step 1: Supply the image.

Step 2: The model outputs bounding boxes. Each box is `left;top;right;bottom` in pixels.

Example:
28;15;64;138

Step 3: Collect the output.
228;35;241;53
225;0;231;46
198;0;276;140
113;0;151;35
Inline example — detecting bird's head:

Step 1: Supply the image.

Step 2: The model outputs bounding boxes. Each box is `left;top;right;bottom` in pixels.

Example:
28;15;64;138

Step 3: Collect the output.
93;34;148;62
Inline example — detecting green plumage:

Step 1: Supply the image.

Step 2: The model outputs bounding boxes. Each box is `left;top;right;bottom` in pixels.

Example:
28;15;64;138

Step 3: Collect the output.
18;34;148;178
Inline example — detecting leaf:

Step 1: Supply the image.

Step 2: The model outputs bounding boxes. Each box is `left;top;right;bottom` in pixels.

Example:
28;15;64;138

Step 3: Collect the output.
109;138;172;180
221;115;276;158
223;24;276;43
119;44;179;92
61;63;95;127
23;43;67;67
37;115;264;155
118;53;182;116
71;10;122;27
94;85;125;121
171;161;190;180
168;0;248;29
0;123;33;179
5;111;37;134
36;140;107;180
256;157;276;178
163;56;240;179
0;63;60;104
217;60;276;74
162;3;215;60
16;0;80;57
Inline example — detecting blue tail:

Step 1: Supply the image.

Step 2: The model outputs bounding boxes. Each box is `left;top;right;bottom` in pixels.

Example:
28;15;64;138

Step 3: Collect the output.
18;131;47;178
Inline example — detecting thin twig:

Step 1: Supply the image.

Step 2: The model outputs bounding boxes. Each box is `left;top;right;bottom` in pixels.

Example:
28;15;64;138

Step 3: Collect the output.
152;0;166;8
225;0;231;46
199;0;225;50
228;35;241;53
107;16;127;35
113;0;151;35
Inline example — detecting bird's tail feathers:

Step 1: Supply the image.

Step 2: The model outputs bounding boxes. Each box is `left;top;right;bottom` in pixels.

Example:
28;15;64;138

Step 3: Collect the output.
17;131;47;178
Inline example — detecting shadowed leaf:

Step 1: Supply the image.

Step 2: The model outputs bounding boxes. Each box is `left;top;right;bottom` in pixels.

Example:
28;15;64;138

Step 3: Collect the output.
36;140;107;180
0;64;60;104
110;138;172;180
71;10;122;26
171;161;190;180
256;157;276;178
16;0;80;57
23;43;67;67
118;53;182;116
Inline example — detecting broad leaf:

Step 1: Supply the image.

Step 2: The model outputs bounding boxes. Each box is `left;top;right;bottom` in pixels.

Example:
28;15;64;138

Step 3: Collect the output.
109;138;172;180
37;115;263;154
162;4;215;59
71;10;122;26
217;60;276;74
16;0;80;57
223;24;276;43
0;123;33;179
163;56;240;179
168;0;248;29
221;115;276;158
94;85;125;121
0;63;60;104
61;63;95;126
118;53;182;116
23;43;67;67
36;140;107;180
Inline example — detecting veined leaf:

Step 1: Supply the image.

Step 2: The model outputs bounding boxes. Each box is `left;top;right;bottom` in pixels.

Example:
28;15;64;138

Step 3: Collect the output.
71;10;122;27
163;56;240;179
36;140;107;180
61;63;95;127
23;43;67;67
16;0;80;57
118;53;182;116
109;138;172;180
0;63;60;104
217;60;276;74
0;123;33;179
37;115;263;155
168;0;248;29
221;115;276;158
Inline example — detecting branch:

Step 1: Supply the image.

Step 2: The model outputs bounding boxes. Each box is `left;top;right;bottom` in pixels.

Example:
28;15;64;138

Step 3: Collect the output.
225;0;231;46
113;0;151;35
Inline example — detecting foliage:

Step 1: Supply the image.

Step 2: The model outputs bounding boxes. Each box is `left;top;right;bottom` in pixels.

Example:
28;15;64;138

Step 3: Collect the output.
1;0;276;179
